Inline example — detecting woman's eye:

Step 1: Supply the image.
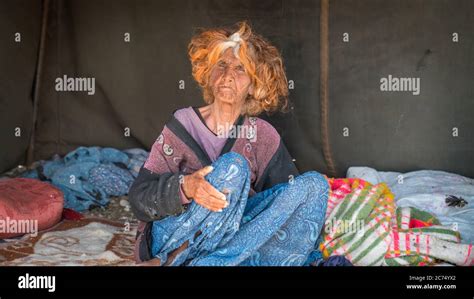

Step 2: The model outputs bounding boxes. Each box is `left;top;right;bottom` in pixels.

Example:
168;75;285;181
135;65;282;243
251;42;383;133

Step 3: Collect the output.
236;66;245;72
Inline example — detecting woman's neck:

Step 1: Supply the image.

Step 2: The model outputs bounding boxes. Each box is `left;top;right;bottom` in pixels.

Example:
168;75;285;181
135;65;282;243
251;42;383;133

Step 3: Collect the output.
199;102;241;135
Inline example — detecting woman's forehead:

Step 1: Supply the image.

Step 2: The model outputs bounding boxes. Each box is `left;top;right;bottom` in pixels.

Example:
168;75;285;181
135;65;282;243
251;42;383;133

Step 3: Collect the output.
220;48;241;64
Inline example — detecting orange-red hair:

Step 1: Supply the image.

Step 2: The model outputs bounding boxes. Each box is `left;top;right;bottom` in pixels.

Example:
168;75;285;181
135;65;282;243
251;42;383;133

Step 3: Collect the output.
188;21;289;116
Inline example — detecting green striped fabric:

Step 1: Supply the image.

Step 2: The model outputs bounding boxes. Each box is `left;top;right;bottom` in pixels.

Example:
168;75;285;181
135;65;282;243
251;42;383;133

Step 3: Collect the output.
320;182;469;266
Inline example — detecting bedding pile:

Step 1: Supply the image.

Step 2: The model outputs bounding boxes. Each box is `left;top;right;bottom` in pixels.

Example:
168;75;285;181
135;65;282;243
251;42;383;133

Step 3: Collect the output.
22;147;148;211
347;167;474;243
320;178;474;266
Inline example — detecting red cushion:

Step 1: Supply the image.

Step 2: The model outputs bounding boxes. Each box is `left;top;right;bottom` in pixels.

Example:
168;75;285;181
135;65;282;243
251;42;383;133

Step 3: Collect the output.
0;178;64;239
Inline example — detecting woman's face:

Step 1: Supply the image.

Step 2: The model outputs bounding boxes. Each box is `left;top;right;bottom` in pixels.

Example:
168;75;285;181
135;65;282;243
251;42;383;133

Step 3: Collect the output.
209;48;254;107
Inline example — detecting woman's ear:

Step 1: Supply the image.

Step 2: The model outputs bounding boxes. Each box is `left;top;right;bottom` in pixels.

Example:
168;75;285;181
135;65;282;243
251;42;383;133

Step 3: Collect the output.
248;84;254;96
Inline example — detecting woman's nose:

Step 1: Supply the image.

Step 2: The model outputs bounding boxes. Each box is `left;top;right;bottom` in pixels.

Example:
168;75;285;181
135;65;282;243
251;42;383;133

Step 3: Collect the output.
222;67;234;82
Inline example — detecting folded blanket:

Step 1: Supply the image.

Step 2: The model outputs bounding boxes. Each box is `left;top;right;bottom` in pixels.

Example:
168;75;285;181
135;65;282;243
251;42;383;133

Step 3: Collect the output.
320;178;473;266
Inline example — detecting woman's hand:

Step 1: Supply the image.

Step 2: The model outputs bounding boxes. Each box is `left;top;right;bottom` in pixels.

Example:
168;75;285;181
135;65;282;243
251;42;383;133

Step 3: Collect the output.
182;166;228;212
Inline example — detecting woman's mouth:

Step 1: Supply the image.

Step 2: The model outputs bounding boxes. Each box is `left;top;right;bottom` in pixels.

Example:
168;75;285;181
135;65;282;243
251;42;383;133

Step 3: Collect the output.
218;86;233;91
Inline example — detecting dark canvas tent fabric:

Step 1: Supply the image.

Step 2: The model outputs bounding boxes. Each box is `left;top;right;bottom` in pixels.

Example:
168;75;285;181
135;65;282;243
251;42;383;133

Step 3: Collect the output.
1;0;473;178
0;0;42;173
328;0;474;177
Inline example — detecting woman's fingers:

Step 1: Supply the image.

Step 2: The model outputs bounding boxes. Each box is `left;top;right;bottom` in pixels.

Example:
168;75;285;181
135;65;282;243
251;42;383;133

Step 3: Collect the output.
197;193;227;210
204;188;228;210
195;196;224;211
194;182;228;211
197;166;214;177
199;199;223;212
187;165;230;212
202;181;227;201
182;166;213;199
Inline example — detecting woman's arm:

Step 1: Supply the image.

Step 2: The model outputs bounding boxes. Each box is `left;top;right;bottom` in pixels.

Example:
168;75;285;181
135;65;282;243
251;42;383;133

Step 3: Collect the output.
128;131;188;222
128;167;185;222
129;164;229;222
129;130;228;222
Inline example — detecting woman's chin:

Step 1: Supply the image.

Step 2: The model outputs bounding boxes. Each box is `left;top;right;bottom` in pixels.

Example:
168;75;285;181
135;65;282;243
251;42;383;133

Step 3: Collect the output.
215;96;238;105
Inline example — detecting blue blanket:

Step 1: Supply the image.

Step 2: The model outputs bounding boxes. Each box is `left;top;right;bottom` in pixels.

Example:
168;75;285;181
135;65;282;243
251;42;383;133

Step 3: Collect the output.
151;152;329;266
23;147;148;211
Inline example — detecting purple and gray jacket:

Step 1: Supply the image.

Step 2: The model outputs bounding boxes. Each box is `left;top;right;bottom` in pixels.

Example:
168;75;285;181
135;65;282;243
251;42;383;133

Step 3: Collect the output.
129;107;299;263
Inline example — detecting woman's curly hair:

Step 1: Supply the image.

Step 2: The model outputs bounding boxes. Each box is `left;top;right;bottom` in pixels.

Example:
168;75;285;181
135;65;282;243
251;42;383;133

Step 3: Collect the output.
188;21;288;116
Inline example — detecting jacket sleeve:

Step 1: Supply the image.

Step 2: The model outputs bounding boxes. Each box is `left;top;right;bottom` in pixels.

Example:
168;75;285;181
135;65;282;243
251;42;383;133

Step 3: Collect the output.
128;167;185;222
128;133;187;223
254;139;300;193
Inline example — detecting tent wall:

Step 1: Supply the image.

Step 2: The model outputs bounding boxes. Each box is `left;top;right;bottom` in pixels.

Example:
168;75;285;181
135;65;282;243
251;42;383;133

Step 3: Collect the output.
1;0;473;178
329;0;474;177
0;0;42;173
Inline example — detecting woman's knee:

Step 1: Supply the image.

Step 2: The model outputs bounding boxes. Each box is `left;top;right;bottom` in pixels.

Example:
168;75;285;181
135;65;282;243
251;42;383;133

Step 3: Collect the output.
216;152;248;169
292;171;329;194
210;153;249;175
292;172;329;220
288;172;329;210
205;152;250;188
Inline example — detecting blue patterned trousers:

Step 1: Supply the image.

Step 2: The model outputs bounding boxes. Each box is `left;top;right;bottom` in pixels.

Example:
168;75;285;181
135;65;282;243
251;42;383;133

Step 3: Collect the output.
151;152;329;266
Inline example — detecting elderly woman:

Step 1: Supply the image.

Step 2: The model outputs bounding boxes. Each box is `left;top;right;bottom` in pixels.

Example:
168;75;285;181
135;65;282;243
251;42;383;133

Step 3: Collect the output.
129;22;329;266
